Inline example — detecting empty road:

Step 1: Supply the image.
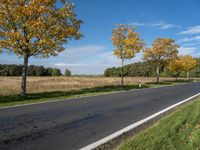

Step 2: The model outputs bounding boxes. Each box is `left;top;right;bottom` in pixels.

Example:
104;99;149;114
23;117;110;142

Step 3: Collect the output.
0;82;200;150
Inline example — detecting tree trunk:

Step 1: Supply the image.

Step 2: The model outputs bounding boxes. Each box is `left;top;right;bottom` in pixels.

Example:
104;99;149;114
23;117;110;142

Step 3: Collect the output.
186;71;189;80
176;73;178;81
121;59;124;86
156;65;160;83
21;53;29;96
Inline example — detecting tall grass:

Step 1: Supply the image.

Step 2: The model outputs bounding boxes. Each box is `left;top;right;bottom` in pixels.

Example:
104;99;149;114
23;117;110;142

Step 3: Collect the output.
0;76;187;96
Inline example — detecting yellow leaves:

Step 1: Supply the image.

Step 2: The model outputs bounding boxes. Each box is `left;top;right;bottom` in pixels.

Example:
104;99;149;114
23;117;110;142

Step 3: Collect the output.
124;38;136;46
39;6;47;13
127;29;134;37
7;39;13;45
25;19;46;31
143;38;179;63
168;58;183;73
113;49;121;56
39;39;55;45
168;55;197;73
112;24;144;60
0;0;82;58
65;27;77;35
65;11;73;18
0;40;7;47
181;55;197;72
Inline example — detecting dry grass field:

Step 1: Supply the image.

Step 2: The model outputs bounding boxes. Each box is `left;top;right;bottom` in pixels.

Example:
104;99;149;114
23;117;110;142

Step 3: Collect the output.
0;76;182;96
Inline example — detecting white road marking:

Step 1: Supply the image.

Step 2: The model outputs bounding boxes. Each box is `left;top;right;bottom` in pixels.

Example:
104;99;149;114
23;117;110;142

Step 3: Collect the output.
80;93;200;150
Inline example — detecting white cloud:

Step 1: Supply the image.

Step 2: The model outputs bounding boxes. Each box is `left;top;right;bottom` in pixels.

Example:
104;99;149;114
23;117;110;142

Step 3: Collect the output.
54;63;67;67
130;22;145;26
151;23;176;30
180;25;200;35
130;21;182;30
179;35;200;42
178;47;197;55
183;42;200;47
61;45;107;61
54;63;87;67
51;45;143;74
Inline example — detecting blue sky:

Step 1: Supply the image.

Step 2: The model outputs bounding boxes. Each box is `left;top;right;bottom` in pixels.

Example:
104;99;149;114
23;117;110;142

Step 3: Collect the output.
1;0;200;74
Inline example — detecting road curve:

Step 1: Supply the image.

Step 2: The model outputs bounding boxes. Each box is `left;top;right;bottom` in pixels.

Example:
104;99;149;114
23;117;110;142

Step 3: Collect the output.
0;82;200;150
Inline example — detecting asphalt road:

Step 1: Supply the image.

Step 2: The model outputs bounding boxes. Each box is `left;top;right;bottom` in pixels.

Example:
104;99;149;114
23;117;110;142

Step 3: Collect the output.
1;82;200;150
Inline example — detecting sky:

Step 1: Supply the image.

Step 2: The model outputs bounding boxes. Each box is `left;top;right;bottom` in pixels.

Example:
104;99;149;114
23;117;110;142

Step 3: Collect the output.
1;0;200;74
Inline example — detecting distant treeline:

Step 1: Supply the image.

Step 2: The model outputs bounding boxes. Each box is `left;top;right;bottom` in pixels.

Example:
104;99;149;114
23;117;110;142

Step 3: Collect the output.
104;58;200;78
0;64;71;76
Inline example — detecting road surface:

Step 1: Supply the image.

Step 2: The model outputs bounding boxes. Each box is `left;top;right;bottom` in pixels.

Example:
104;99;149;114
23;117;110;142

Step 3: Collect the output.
0;82;200;150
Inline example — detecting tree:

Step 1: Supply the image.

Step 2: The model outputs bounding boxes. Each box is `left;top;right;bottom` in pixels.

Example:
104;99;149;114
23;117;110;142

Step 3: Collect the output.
167;57;184;80
0;0;82;96
112;24;144;85
181;55;197;79
65;69;71;76
52;68;62;76
27;65;36;76
35;66;45;76
46;67;53;76
143;38;179;83
190;58;200;77
104;61;156;77
0;64;62;76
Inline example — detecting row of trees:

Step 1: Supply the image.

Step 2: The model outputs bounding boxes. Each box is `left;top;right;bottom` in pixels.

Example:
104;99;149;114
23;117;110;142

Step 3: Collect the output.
112;25;197;84
0;64;72;76
168;55;197;79
104;62;159;77
104;58;200;78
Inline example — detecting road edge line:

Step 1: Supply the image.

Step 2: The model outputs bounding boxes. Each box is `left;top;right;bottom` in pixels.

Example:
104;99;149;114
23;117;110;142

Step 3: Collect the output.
80;93;200;150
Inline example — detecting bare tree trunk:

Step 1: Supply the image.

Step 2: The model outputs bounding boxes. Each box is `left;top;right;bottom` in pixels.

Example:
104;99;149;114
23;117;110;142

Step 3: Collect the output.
21;53;29;96
121;59;124;86
156;65;160;83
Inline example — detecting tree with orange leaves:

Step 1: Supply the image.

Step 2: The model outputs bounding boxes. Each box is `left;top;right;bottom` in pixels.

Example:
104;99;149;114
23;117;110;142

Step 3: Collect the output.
143;38;179;83
181;55;197;79
0;0;82;96
168;55;197;79
112;24;144;85
168;57;184;80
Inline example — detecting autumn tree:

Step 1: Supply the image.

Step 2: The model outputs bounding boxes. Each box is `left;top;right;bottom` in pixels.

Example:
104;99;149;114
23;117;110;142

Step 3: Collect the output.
143;38;179;83
0;0;82;96
181;55;197;79
112;24;144;85
168;57;184;80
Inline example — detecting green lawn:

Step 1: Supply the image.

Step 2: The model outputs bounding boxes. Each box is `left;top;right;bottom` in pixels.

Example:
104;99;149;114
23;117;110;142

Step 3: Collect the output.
0;80;192;107
117;97;200;150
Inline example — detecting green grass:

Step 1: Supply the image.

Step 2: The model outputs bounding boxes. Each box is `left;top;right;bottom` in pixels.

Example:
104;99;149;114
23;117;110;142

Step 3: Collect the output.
0;84;149;107
147;79;194;87
117;97;200;150
0;80;192;107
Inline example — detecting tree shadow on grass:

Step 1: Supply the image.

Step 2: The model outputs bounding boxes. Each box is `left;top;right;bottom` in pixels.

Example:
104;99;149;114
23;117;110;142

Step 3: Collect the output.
0;84;149;104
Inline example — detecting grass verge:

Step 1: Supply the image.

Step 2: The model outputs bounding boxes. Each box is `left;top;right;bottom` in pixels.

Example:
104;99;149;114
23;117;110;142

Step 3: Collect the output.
0;84;149;107
117;97;200;150
0;80;193;107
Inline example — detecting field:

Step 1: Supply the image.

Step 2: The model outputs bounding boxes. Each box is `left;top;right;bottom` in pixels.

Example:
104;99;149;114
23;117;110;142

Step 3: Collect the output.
0;76;180;96
117;97;200;150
